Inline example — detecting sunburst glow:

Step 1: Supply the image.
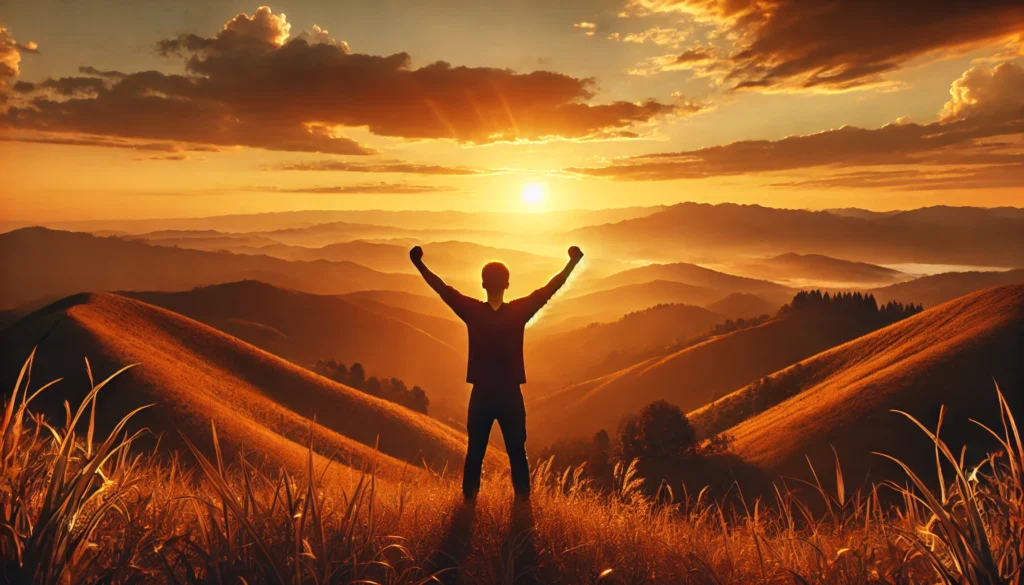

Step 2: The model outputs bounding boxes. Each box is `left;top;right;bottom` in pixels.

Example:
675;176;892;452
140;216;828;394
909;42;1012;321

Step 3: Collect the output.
521;182;546;207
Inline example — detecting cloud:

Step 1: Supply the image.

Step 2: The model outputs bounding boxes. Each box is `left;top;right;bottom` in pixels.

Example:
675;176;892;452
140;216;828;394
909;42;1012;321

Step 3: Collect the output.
0;26;35;102
940;61;1024;121
0;132;222;152
136;153;200;162
769;163;1024;191
272;160;493;175
628;44;720;76
628;0;1024;93
2;7;678;153
266;182;455;194
574;22;597;29
565;61;1024;189
617;26;690;47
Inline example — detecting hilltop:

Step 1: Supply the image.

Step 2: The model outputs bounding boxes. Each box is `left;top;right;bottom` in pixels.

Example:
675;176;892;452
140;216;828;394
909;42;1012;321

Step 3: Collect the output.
123;281;470;420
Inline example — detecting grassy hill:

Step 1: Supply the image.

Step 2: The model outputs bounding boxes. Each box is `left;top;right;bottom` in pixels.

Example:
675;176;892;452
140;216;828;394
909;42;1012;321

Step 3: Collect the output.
706;292;779;319
528;295;917;446
0;227;424;310
536;280;721;333
700;285;1023;485
525;303;724;388
872;268;1024;307
0;292;499;478
734;252;907;286
581;261;793;305
122;281;470;421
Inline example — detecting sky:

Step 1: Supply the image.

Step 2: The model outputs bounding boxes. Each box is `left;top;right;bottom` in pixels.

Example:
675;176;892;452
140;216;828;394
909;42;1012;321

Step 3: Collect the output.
0;0;1022;221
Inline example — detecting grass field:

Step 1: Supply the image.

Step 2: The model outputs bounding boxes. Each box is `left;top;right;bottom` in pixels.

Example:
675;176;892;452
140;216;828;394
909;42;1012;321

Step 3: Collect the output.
2;352;1021;585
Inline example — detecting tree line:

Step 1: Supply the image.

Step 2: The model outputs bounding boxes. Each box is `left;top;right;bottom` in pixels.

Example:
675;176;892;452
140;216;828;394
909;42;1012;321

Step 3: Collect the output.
537;400;731;496
313;360;430;415
782;289;922;322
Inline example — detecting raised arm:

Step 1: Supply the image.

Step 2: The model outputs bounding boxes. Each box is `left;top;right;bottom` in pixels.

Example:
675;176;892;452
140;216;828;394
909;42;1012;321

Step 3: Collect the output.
519;246;584;319
410;246;471;318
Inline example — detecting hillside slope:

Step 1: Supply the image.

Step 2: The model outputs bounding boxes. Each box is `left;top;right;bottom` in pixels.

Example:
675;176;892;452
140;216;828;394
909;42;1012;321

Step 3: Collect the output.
706;293;779;319
123;281;470;421
582;262;793;305
525;303;724;388
709;286;1023;484
734;253;906;286
0;293;501;477
872;269;1024;308
0;227;422;309
528;302;914;445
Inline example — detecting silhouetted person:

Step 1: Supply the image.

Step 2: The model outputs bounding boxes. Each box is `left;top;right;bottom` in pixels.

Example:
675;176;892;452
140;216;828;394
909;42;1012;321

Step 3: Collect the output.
411;245;584;501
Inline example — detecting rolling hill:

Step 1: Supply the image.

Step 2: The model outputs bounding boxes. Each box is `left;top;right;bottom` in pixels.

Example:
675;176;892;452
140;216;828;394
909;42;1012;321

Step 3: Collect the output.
528;297;918;446
581;262;794;305
535;280;722;333
706;293;780;319
525;303;725;389
340;290;456;321
733;253;907;286
872;269;1024;308
122;281;470;421
696;285;1024;485
0;293;502;478
0;227;424;310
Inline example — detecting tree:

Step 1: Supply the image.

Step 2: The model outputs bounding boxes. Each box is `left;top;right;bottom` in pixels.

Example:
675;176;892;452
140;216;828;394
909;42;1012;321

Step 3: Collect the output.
349;363;366;389
618;400;697;466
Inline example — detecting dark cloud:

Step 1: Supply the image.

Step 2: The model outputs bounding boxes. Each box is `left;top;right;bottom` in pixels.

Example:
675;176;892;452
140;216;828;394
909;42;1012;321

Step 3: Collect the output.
273;160;493;175
565;61;1024;188
3;6;678;154
0;132;222;152
631;0;1024;92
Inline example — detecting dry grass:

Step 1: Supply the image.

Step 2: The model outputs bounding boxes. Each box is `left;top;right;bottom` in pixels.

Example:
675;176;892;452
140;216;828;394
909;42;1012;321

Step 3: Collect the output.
2;351;1021;585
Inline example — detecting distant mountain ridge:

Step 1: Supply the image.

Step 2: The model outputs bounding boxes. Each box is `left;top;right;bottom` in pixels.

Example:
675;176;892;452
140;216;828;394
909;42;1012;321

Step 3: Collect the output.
0;227;424;309
571;202;1024;267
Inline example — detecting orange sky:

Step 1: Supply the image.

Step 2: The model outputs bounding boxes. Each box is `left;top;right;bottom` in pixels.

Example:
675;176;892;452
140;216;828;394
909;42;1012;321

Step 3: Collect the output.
1;0;1022;221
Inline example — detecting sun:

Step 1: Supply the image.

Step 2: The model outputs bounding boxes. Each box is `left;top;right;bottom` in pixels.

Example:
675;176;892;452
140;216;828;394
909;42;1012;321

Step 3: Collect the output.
521;182;546;208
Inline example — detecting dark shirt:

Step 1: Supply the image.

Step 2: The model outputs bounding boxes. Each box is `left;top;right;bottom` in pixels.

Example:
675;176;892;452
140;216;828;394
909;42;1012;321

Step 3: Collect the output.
438;284;559;385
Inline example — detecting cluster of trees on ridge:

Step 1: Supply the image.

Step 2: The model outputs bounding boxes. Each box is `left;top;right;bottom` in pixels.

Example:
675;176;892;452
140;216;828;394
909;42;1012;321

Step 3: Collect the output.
538;400;731;495
782;289;922;322
313;360;430;414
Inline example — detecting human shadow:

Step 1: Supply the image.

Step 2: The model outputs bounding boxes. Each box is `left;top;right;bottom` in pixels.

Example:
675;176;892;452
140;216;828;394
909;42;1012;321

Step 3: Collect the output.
426;501;477;585
500;499;540;585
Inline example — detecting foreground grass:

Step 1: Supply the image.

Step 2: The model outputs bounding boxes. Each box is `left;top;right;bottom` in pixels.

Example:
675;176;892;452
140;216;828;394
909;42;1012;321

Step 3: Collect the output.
1;353;1021;584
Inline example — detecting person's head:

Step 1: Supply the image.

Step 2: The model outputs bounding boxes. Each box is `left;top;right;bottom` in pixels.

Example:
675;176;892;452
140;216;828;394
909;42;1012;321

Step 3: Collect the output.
481;261;510;295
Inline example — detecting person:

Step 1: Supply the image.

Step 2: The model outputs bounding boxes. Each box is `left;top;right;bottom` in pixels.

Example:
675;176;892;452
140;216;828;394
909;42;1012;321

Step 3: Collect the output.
410;245;584;502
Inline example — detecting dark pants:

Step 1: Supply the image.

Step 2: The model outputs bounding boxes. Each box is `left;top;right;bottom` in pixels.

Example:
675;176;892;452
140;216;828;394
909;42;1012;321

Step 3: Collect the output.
462;383;530;499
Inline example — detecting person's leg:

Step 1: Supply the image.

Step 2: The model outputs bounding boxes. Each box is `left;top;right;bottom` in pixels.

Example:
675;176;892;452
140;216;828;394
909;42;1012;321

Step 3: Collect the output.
496;386;530;498
463;386;494;501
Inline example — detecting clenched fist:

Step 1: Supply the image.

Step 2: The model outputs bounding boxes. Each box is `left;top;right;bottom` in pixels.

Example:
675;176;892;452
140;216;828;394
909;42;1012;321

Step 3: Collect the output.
568;246;584;262
409;245;424;263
